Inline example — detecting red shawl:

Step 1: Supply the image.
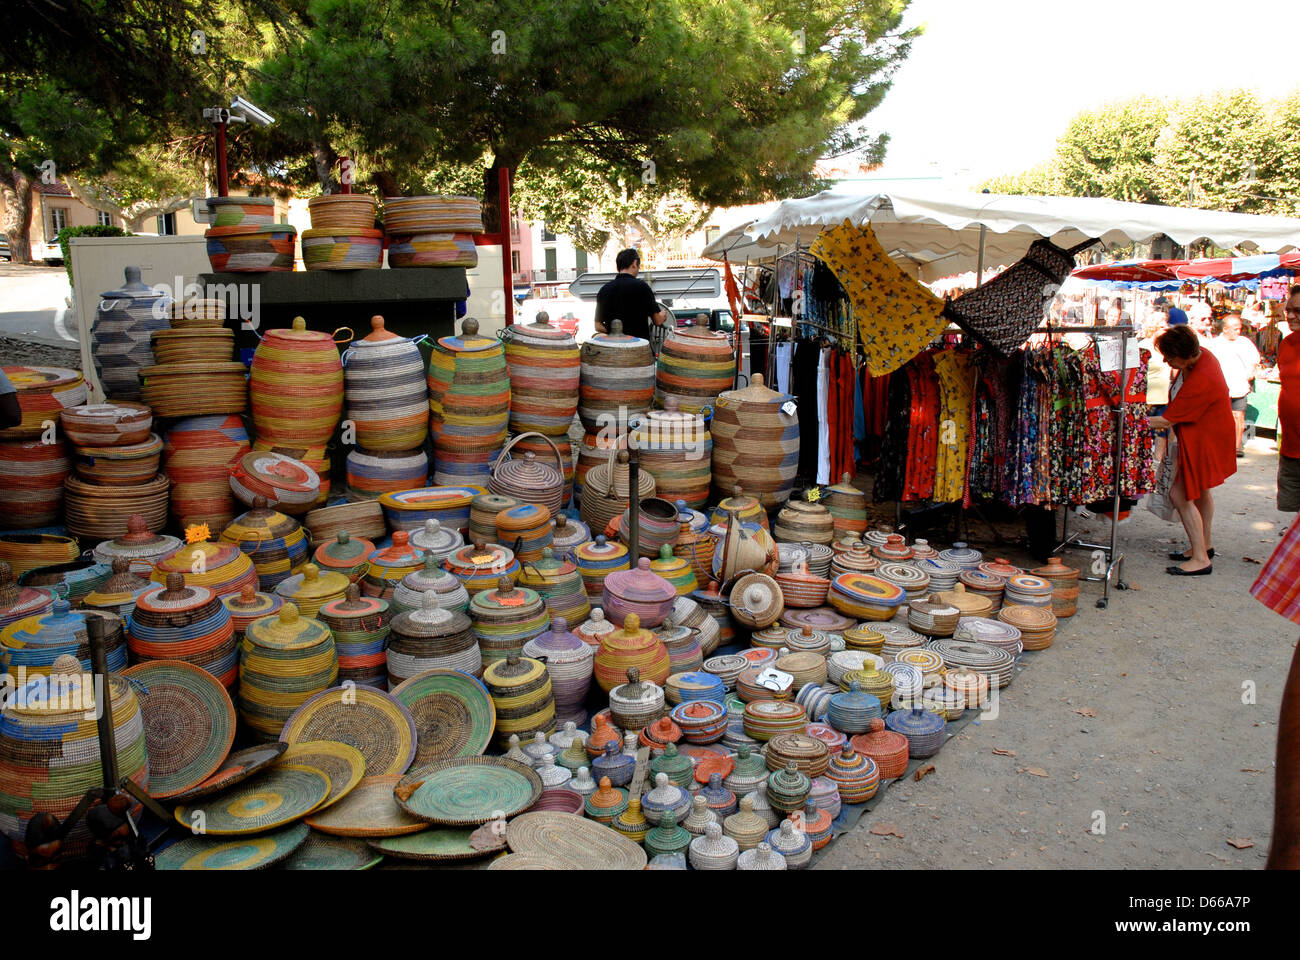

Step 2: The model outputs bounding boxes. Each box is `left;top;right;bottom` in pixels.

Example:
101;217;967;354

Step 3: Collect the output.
1163;349;1237;500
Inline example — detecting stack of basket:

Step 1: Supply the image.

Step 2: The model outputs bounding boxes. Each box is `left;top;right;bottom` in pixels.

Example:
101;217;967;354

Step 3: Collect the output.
61;402;169;539
138;299;248;420
0;434;71;529
303;193;383;270
203;196;296;272
825;473;867;537
341;314;430;500
427;318;510;488
383;195;483;268
503;313;579;503
630;399;713;510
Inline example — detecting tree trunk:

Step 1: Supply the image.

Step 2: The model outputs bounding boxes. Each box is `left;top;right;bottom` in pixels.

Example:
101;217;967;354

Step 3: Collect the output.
1;162;34;264
310;140;341;194
372;170;401;198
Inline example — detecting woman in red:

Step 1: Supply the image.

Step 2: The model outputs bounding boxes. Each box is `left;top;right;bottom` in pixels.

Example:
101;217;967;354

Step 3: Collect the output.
1147;325;1238;575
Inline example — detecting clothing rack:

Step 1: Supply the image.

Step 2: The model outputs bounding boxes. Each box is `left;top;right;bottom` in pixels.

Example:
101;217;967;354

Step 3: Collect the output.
1046;322;1136;609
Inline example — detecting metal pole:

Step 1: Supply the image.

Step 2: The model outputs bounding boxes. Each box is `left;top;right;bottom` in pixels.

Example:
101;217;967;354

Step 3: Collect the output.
86;615;120;791
976;225;987;287
500;166;515;327
627;448;641;560
215;121;229;197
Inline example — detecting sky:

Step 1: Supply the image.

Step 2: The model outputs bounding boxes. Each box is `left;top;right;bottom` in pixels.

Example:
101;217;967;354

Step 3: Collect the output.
864;0;1300;188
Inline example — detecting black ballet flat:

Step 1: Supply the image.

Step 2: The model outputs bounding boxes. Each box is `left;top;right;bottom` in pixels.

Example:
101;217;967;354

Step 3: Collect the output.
1168;549;1214;560
1166;564;1213;576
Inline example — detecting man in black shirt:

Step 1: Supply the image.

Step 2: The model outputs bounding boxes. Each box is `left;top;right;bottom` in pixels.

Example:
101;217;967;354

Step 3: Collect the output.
594;248;667;340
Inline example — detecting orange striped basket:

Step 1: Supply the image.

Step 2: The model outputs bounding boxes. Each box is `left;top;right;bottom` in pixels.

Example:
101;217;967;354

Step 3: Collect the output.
249;317;347;450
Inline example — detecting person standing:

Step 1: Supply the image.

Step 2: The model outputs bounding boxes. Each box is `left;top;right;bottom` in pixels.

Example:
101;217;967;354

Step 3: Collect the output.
1276;285;1300;512
594;248;667;340
1146;325;1238;575
1207;312;1261;456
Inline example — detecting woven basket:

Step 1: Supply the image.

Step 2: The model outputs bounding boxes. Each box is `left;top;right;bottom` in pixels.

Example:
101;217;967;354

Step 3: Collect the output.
427;318;510;487
341;315;429;451
64;473;169;539
305;500;387;545
150;327;235;365
384;195;484;235
0;438;70;528
128;572;239;691
204;223;297;272
0;366;87;440
163;415;250;533
710;374;799;508
139;362;248;417
503;315;580;437
581;448;656;535
388;232;478;267
250;317;346;451
631;401;713;510
302;227;384;270
655;324;736;415
60;401;152;447
70;432;163;486
308;194;379;230
578;320;655;433
489;432;566;517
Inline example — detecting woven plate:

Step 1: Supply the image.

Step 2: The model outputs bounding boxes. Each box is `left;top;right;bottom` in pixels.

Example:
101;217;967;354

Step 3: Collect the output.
277;740;366;812
278;831;383;870
121;659;236;799
366;827;500;862
394;756;542;826
280;685;418;777
304;775;429;837
173;763;330;835
167;742;287;803
505;811;648;870
391;668;496;765
156;822;309;871
486;852;568;870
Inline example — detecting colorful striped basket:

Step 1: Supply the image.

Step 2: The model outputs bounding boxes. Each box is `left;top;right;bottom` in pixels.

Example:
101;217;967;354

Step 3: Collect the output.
503;314;580;437
0;437;70;528
0;366;87;441
238;603;338;741
346;447;429;500
1;600;127;676
655;324;736;415
444;541;521;597
379;485;483;535
341;315;428;451
578;320;655;434
427;318;510;488
151;540;259;599
318;583;391;689
128;573;239;691
495;503;553;564
469;576;550;666
387;232;478;268
205;223;297;272
230;451;322;515
250;317;345;455
710;374;799;509
301;227;384;270
631;401;713;510
139;362;248;418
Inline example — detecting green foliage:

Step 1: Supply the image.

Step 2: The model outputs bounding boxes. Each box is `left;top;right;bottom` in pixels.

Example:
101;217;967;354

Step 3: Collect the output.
255;0;917;207
55;225;132;286
985;89;1300;218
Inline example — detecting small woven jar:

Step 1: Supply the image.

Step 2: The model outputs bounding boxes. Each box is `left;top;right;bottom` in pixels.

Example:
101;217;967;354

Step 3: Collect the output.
574;607;616;648
482;653;556;749
765;761;811;815
409;518;465;565
644;810;691;860
736;841;787;870
495;502;554;564
557;733;591;772
220;496;310;592
641;715;683;752
664;669;723;705
723;794;770;851
943;664;990;710
669;699;728;744
649;741;695;789
391;554;471;617
785;624;832;657
650;543;696;597
470;575;549;666
317;583;390;689
795;682;838;723
238;602;337;741
766;819;812;869
386;592;478;684
765;732;831;778
91;514;181;575
774;561;831;609
535;759;573;790
729;573;784;631
522;730;559;767
849;718;909;780
220;583;282;643
658;627;705;678
274;562;348;620
361;530;426;600
583;776;628;824
611;796;648;843
830;541;879;578
699;772;738;818
549;514;591;560
591;740;635;787
687;820;736;870
523;615;594;726
568;767;597;797
550;720;584;750
872;534;914;562
573;535;630;601
825;744;880;803
702;653;747;691
594;614;671;691
827;681;883;733
444;541;521;598
312;531;375;584
843;623;885;655
609;666;668;729
586;713;621;758
800;799;833;850
642;771;691;826
884;706;946;759
933;583;994;620
773;499;835;546
775;650;828;692
999;603;1057;651
1032;556;1079;619
717;744;763;798
709;485;769;531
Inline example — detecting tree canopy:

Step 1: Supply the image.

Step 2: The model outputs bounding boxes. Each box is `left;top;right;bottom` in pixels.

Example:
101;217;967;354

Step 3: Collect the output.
984;90;1300;218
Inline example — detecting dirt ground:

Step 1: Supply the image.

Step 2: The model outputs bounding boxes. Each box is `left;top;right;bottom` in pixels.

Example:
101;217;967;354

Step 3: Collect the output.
816;436;1294;870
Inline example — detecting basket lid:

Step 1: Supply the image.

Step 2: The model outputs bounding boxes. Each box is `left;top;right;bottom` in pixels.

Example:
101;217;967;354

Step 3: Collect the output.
262;315;337;344
603;558;675;605
410;518;463;555
316;531;374;565
511;311;577;344
277;563;349;603
136;572;217;615
885;706;946;736
588;319;649;346
360;314;399;342
435;317;500;353
368;530;424;568
223;583;283;618
717;372;788;405
575;535;628;562
393;591;468;635
100;265;166;302
244;602;331;650
484;653;549;686
319;583;388;619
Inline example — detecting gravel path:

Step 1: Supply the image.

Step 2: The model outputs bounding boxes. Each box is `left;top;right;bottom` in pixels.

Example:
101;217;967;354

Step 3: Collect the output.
0;334;80;368
816;438;1292;870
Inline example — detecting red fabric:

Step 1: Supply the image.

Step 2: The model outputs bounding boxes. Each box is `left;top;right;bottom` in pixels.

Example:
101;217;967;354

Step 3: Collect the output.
1252;518;1300;623
903;354;938;501
1278;332;1300;459
836;351;853;479
1163;349;1237;501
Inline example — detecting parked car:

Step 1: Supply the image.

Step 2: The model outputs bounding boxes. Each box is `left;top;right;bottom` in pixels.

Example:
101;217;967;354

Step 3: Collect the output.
0;236;10;261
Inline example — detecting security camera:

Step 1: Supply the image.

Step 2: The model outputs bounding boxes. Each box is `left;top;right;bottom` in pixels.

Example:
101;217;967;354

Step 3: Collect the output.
230;96;275;127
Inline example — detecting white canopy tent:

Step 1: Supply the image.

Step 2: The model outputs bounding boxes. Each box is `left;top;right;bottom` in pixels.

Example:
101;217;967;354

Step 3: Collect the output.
700;188;1300;284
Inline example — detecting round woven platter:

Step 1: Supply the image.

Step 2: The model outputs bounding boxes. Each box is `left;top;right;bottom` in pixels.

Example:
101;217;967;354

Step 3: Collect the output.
173;763;330;835
279;830;383;870
277;740;367;813
280;685;418;778
304;775;428;837
366;827;500;862
121;659;235;800
486;852;568;870
156;822;309;871
394;756;542;826
391;668;496;765
505;810;648;870
167;742;287;803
